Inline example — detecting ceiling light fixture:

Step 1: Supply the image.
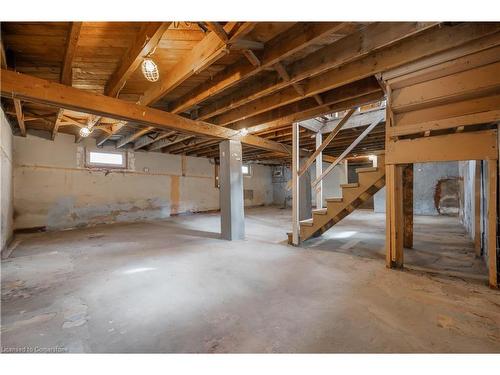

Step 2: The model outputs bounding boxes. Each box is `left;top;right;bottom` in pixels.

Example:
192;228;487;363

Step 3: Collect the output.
142;58;159;82
79;126;92;138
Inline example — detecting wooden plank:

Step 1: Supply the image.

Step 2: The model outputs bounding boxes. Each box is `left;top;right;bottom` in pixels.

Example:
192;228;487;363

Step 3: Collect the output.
393;94;500;129
315;131;323;209
298;108;355;177
204;22;229;42
487;159;498;288
292;122;300;245
169;22;349;114
13;99;26;136
386;164;404;268
386;44;500;90
475;160;482;257
61;22;82;85
403;164;413;249
197;22;438;121
0;39;7;69
386;130;498;164
51;109;64;140
389;109;500;138
105;22;171;97
312;114;384;186
139;22;251;106
0;69;292;155
116;127;153;148
391;61;500;113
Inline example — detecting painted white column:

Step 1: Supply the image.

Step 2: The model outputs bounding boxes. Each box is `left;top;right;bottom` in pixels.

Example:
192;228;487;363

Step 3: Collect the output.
315;131;323;209
292;122;300;245
219;140;245;240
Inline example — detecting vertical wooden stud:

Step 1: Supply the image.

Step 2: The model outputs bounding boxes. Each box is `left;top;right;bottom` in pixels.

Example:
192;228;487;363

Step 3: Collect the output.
474;160;482;257
315;131;323;209
403;164;414;249
292;122;300;246
487;159;498;288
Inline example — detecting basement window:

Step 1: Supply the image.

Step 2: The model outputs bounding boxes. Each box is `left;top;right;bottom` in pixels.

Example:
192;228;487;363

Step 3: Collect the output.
86;150;126;169
242;164;252;176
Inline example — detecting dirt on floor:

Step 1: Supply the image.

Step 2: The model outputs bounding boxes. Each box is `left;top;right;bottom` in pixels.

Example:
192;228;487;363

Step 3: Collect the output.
1;207;499;353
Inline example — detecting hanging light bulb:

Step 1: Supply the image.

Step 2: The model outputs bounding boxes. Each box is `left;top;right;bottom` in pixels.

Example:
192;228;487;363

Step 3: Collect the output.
142;58;159;82
79;126;92;138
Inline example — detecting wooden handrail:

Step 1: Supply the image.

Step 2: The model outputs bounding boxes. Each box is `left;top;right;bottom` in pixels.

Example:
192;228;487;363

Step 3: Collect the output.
311;114;384;187
297;108;355;177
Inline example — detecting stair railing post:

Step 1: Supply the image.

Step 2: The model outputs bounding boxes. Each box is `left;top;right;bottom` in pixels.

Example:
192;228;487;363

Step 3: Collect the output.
292;122;300;245
315;131;323;209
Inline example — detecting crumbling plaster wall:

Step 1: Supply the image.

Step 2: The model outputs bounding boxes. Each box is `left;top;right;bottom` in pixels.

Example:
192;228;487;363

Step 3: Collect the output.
13;133;273;231
0;108;14;250
374;161;460;215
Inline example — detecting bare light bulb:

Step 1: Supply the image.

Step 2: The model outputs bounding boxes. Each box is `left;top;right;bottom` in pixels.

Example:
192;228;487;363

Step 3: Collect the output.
79;127;92;137
142;58;159;82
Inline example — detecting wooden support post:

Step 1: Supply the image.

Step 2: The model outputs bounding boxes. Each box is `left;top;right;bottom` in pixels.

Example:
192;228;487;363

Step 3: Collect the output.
315;131;323;209
474;160;482;257
292;122;300;245
488;158;498;288
386;163;404;268
403;164;414;249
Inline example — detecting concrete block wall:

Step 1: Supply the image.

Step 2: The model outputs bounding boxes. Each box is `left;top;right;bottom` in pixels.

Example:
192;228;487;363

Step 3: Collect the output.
12;132;273;231
0;109;14;250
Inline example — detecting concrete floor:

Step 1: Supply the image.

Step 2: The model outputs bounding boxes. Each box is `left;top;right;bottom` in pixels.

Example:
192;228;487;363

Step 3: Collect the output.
1;207;499;353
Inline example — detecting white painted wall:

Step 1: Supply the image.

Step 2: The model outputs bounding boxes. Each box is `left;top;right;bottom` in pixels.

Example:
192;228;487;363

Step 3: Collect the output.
0;108;14;250
13;133;273;231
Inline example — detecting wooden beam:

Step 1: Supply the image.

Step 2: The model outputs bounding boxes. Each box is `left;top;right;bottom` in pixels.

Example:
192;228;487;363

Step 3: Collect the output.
386;163;404;268
204;22;229;42
139;22;253;106
105;22;171;98
487;159;498;288
391;61;500;113
298;108;355;177
386;130;498;164
169;22;349;114
292;122;300;245
475;160;482;257
13;99;26;136
117;127;153;148
133;131;175;150
312;113;384;186
0;69;293;156
403;164;413;249
51;109;64;140
61;22;82;85
196;22;439;122
0;39;7;69
242;49;261;67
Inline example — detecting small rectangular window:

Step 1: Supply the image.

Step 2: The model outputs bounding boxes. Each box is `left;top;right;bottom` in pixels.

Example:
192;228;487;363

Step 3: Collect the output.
86;150;126;168
242;164;251;176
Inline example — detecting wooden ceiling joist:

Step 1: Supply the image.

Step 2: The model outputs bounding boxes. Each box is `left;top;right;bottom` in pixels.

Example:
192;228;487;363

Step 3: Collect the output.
138;22;255;106
168;22;348;115
13;98;26;136
61;22;82;86
51;109;64;140
105;22;171;98
0;70;292;155
194;22;438;122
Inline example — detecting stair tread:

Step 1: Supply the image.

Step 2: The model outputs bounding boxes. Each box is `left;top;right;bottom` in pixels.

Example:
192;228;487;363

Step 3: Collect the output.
356;167;378;173
299;218;314;226
326;197;343;202
340;182;359;188
312;208;328;215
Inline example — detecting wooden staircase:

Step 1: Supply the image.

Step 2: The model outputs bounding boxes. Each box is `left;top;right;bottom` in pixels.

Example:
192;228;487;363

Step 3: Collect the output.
290;157;386;243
